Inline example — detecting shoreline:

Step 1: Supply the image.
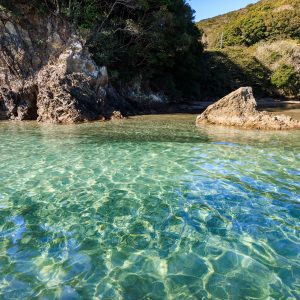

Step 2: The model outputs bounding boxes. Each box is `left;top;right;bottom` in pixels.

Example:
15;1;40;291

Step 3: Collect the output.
1;98;300;123
1;107;300;124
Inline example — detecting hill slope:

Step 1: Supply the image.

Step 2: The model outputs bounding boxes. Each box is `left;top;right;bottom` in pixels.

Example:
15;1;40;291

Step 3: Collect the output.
197;0;300;98
198;0;300;48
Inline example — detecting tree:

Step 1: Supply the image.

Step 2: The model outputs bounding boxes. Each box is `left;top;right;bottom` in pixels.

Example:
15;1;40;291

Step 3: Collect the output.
34;0;203;100
1;0;203;100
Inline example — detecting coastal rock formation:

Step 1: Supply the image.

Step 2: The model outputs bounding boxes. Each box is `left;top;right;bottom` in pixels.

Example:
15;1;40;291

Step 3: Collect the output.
0;2;168;123
110;111;125;120
0;83;38;120
196;87;300;130
36;40;108;123
0;3;136;123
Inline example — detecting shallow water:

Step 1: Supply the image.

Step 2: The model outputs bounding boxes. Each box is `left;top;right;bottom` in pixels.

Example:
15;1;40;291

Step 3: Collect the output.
0;115;299;299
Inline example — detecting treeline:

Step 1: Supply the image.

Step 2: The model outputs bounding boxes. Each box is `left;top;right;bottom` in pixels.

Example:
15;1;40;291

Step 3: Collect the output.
28;0;204;101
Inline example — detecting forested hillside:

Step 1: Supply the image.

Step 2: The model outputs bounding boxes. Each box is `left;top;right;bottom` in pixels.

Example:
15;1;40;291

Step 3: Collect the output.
2;0;299;103
197;0;300;98
198;0;300;48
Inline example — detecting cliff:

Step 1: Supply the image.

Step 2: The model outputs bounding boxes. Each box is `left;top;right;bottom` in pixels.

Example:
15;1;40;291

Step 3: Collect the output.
0;2;165;123
0;0;204;123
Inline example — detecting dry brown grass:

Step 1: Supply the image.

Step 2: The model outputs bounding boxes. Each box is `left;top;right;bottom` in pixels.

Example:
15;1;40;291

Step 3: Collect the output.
255;40;300;71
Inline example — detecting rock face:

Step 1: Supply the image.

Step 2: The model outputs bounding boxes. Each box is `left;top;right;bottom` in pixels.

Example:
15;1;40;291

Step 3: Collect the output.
36;40;108;123
0;83;38;120
0;2;131;123
0;2;168;123
196;87;300;130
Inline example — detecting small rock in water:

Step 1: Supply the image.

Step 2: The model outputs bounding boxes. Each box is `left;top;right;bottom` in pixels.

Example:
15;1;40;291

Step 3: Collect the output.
111;111;124;120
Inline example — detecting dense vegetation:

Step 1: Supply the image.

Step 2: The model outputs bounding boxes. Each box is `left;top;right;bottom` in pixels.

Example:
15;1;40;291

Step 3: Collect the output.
197;0;300;98
29;0;204;101
198;0;300;48
2;0;299;101
271;64;300;96
197;47;272;98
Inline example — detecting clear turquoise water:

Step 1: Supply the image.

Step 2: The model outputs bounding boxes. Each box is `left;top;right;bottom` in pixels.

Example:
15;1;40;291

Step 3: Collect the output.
0;115;299;299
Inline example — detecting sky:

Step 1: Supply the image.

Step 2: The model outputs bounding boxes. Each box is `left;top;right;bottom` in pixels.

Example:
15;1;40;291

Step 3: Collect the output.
189;0;260;21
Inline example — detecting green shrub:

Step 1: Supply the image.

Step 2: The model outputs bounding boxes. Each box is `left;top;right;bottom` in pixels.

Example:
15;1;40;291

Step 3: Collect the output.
197;48;272;98
269;51;282;63
271;64;300;96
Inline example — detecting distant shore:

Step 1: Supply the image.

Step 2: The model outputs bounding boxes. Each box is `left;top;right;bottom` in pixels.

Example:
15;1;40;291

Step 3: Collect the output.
149;98;300;116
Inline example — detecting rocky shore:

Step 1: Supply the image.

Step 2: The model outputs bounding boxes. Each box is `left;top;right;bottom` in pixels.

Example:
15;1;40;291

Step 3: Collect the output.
0;4;299;128
0;3;166;123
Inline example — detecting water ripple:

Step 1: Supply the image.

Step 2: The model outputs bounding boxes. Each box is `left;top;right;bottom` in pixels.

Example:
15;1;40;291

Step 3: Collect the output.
0;116;299;299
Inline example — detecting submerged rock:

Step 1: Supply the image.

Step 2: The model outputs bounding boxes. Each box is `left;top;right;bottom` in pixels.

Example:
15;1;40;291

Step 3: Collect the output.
196;87;300;130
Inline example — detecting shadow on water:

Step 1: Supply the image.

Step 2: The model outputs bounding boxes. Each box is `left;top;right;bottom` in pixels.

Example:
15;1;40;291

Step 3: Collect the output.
0;117;209;144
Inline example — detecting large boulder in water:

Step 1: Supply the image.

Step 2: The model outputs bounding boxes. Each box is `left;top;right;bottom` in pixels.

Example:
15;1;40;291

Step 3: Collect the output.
196;87;300;130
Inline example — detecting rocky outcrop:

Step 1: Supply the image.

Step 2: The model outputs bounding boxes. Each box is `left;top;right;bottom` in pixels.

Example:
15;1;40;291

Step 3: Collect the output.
0;2;169;123
36;40;108;123
196;87;300;130
0;2;134;123
110;111;125;120
118;80;168;112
